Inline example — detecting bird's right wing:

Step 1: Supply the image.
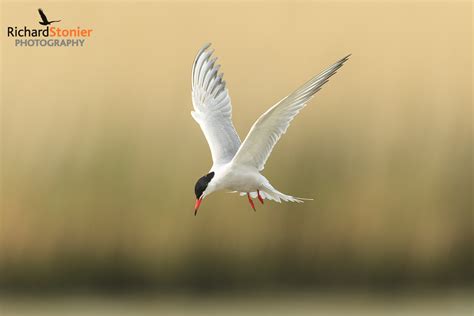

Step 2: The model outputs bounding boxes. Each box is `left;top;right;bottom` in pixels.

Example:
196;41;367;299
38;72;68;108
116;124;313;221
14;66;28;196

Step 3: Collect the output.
38;8;48;23
191;43;241;167
232;55;350;171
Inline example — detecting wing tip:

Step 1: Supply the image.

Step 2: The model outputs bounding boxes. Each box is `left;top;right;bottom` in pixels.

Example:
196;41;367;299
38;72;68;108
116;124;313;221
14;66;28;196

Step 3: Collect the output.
197;43;212;57
338;53;351;64
192;43;215;83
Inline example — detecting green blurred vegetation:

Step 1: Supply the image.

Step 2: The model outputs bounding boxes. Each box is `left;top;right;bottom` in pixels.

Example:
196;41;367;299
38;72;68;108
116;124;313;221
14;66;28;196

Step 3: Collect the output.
0;1;472;294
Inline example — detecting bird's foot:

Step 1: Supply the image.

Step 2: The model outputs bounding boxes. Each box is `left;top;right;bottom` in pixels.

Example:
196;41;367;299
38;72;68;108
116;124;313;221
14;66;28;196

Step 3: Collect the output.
257;190;264;204
247;193;256;211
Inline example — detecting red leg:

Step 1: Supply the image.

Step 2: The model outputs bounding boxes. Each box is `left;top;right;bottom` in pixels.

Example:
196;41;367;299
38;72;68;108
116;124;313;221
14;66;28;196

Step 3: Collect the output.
257;190;264;204
247;193;256;211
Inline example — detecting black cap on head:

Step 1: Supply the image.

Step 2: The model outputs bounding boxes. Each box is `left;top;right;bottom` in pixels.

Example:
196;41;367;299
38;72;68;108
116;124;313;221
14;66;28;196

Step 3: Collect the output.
194;172;215;199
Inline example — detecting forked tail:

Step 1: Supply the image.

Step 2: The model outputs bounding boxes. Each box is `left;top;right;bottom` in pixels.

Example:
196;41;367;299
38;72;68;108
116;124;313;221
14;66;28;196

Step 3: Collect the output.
239;182;313;203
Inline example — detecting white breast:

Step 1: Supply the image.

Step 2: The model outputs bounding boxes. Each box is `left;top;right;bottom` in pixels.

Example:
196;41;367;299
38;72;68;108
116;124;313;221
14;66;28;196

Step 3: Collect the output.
210;163;264;193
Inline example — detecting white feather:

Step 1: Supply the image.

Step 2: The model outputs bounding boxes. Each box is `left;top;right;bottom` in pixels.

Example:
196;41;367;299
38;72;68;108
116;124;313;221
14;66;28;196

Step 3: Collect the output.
231;54;351;171
191;43;241;167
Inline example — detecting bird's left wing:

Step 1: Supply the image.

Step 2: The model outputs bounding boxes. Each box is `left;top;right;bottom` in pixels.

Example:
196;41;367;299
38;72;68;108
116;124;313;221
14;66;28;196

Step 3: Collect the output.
192;43;241;166
38;8;48;23
231;54;350;171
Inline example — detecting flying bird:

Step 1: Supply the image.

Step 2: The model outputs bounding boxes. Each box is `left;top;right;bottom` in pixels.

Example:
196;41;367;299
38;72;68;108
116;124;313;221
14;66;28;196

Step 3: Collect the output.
192;43;350;215
38;8;61;26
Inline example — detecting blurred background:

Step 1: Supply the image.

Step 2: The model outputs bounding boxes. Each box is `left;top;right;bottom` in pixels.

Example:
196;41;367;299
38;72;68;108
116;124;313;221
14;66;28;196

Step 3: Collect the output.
1;0;472;315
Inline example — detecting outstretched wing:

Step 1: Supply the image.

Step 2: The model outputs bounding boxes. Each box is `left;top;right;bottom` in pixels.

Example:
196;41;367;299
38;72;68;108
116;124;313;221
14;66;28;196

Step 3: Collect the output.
231;54;350;171
191;43;241;167
38;8;49;23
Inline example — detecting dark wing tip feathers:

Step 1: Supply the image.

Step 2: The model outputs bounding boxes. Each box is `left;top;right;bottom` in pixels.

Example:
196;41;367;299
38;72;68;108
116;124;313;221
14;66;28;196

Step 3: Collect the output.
329;54;351;75
192;45;349;106
193;43;228;99
192;43;212;79
282;53;350;108
192;44;215;84
320;53;351;81
342;53;352;60
193;43;212;66
337;54;351;64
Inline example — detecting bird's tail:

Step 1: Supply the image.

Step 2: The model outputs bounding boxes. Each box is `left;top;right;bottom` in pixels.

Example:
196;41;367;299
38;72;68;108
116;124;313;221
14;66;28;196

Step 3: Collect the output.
238;182;313;203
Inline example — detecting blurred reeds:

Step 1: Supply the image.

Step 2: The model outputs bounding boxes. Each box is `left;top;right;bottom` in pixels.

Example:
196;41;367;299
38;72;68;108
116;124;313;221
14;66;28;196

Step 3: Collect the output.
1;1;472;292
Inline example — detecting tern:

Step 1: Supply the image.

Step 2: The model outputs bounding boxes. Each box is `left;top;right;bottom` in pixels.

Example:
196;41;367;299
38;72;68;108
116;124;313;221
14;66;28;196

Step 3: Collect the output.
192;43;350;215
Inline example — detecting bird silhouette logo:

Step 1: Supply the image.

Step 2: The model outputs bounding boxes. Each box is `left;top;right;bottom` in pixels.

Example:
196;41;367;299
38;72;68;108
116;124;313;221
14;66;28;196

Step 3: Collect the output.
37;8;61;26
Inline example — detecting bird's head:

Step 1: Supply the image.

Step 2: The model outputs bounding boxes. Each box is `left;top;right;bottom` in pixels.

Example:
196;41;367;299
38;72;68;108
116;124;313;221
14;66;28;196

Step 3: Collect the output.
194;171;215;215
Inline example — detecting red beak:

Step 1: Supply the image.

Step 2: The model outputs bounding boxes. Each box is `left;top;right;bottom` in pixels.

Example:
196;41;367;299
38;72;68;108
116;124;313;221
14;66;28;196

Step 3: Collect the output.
194;198;203;216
